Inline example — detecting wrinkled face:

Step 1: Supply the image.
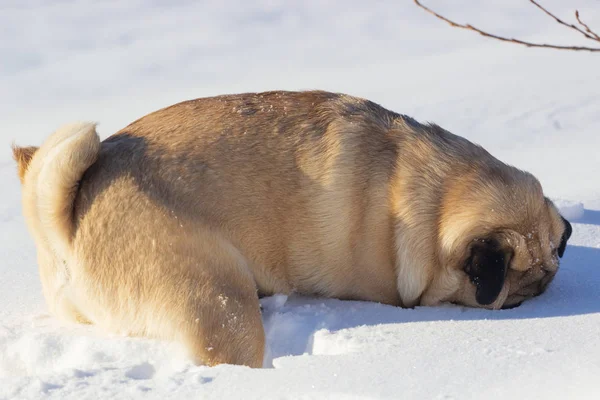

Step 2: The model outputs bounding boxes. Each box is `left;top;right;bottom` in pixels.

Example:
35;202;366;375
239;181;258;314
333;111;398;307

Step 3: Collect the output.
449;200;572;309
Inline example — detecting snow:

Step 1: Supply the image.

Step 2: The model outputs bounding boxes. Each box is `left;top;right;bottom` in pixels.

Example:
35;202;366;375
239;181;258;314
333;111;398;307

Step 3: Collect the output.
1;0;600;398
552;199;585;221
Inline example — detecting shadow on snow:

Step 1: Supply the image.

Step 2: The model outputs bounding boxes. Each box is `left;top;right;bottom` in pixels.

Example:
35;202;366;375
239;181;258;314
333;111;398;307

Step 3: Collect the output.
261;244;600;366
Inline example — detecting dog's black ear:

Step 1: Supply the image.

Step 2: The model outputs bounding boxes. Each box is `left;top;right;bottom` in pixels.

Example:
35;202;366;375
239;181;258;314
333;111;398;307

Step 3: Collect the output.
557;217;572;258
464;237;512;305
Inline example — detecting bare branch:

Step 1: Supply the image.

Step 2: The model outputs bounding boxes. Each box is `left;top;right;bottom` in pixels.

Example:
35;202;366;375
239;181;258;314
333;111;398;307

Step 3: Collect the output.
528;0;597;41
413;0;600;52
575;10;600;41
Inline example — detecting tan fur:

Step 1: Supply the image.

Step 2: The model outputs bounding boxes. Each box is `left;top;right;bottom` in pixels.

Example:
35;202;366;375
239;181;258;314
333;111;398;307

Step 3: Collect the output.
12;145;38;183
13;90;569;368
15;122;100;324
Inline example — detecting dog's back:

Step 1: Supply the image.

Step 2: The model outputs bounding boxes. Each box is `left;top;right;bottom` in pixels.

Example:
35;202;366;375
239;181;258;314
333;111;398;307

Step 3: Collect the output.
76;91;404;304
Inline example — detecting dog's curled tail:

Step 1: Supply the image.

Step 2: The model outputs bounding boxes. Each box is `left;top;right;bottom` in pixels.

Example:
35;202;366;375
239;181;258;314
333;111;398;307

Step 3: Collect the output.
13;122;101;259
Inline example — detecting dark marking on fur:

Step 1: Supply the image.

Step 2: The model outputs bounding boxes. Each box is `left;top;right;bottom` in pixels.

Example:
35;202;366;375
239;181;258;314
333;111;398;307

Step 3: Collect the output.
465;237;512;305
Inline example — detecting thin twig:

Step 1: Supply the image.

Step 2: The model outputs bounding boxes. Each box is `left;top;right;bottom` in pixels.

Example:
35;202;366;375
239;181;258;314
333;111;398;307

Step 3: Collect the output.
413;0;600;52
575;10;600;41
528;0;597;41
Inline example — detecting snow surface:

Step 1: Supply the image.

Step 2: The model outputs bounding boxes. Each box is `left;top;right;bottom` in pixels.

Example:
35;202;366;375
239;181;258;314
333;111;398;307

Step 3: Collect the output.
1;0;600;398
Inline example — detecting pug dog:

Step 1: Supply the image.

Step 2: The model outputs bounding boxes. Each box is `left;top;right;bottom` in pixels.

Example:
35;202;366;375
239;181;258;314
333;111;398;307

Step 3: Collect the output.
12;90;572;368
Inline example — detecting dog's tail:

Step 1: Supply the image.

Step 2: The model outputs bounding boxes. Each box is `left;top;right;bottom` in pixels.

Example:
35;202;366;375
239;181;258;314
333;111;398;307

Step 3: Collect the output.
13;122;101;259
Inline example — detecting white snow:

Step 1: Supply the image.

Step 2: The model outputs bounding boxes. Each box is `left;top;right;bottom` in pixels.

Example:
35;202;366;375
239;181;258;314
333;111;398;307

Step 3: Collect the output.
552;199;585;221
1;0;600;399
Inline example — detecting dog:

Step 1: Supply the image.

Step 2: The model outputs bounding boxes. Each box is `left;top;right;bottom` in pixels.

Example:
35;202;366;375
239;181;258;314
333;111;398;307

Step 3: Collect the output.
12;90;572;368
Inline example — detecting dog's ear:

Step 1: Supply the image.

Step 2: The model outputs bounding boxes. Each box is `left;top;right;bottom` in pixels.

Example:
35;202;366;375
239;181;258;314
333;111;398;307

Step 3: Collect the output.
11;145;38;184
464;236;512;305
557;216;572;258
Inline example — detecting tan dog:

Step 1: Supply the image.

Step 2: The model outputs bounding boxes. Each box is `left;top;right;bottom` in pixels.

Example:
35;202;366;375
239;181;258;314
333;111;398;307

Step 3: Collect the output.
13;90;572;368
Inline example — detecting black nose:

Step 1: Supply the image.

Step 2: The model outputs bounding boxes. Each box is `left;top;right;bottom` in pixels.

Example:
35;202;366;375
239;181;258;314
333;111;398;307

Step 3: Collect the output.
562;217;572;241
558;216;572;258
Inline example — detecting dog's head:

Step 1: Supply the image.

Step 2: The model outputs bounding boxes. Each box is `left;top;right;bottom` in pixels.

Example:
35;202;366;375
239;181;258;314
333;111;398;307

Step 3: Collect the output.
437;167;572;310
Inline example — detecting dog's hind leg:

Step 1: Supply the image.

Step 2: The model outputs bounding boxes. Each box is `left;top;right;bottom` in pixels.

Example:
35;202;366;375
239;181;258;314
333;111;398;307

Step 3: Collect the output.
72;222;265;368
175;245;266;368
70;176;265;367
